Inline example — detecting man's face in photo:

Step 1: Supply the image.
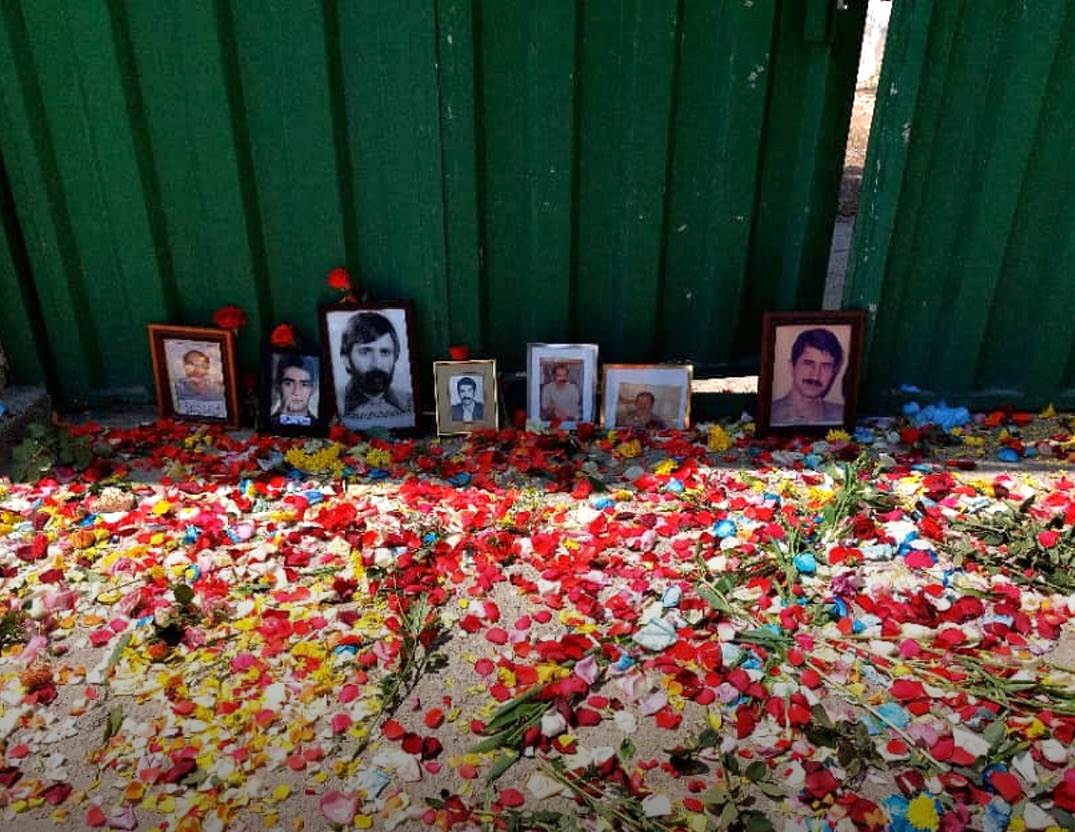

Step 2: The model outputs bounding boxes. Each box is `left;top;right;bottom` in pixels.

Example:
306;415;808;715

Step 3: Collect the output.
348;333;397;397
791;346;837;400
553;366;569;385
458;380;476;405
280;365;314;414
183;353;212;390
635;392;655;419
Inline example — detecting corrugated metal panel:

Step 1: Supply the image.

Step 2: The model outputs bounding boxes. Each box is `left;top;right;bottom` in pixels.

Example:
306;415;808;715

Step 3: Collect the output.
0;0;865;407
847;0;1075;410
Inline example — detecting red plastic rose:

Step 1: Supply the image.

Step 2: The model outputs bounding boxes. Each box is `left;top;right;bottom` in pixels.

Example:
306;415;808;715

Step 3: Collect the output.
327;267;352;292
270;323;297;349
213;304;248;330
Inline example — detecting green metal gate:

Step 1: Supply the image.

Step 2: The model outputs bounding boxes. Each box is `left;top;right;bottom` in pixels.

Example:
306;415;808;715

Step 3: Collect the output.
0;1;866;408
846;0;1075;411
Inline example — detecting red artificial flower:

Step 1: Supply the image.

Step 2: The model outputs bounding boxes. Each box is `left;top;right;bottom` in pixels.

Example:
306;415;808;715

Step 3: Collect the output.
270;323;297;349
213;304;248;330
327;267;352;292
448;344;470;361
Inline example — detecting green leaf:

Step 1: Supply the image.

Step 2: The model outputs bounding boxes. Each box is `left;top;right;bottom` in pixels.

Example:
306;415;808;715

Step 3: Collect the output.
467;730;515;755
810;703;833;730
697;585;734;616
486;750;520;783
619;737;636;760
700;786;728;807
173;584;195;607
103;705;124;743
742;810;777;832
103;632;132;688
744;761;768;782
757;781;786;800
718;801;738;828
181;767;208;787
484;685;543;730
983;718;1007;748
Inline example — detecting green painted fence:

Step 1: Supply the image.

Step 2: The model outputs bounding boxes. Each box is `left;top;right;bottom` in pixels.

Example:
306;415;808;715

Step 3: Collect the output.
0;1;866;407
846;0;1075;411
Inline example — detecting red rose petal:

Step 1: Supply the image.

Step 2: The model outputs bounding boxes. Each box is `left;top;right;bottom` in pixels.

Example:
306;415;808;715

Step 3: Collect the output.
499;788;525;808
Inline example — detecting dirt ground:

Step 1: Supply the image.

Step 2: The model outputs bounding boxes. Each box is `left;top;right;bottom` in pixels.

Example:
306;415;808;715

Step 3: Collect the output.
838;86;876;218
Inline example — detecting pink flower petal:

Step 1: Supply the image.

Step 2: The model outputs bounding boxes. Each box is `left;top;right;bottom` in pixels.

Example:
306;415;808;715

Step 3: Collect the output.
106;806;138;831
573;654;599;686
320;790;359;826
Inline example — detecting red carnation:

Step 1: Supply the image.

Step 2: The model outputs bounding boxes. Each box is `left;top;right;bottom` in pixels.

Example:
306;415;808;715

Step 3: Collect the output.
327;267;352;292
213;304;247;331
270;323;297;349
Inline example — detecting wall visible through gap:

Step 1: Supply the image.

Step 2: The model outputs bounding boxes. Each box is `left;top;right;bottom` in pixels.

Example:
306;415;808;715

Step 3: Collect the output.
846;0;1075;411
0;1;866;408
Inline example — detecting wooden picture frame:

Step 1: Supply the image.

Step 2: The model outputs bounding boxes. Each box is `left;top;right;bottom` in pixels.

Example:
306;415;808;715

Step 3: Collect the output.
320;301;420;432
756;310;865;436
434;360;498;435
147;324;241;428
258;336;328;438
526;343;599;428
601;364;693;430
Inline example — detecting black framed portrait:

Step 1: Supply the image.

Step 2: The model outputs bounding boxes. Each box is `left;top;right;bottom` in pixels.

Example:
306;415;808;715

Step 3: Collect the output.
320;302;419;432
258;330;328;437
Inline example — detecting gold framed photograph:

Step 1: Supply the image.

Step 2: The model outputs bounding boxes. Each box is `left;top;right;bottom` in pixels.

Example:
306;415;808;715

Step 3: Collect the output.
147;324;241;428
601;364;692;430
433;360;498;435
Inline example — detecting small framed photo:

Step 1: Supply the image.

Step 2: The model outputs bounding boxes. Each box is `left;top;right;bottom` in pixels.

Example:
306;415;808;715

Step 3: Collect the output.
320;302;418;432
602;364;692;430
757;310;865;435
148;324;241;428
526;343;599;428
434;360;498;435
259;344;327;437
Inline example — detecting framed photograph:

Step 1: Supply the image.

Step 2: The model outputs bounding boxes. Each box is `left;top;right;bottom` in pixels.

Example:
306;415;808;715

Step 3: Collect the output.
148;324;241;428
526;343;599;428
434;360;498;435
259;343;327;437
602;364;692;430
756;310;865;435
320;302;418;432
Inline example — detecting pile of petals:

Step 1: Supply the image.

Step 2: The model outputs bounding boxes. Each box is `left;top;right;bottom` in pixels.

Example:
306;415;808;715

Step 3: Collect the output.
1;414;1075;831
